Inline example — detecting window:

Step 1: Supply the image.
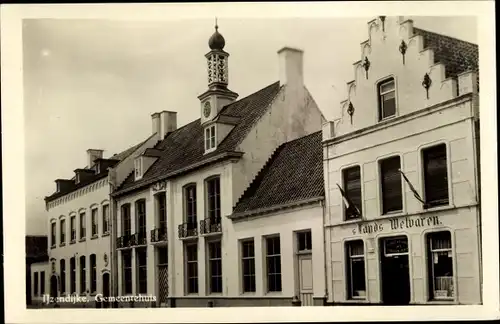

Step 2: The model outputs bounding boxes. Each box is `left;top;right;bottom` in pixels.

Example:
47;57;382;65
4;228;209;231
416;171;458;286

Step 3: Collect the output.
346;240;366;299
40;271;45;294
380;156;403;214
34;272;39;296
122;250;132;294
134;158;143;180
157;246;168;266
79;256;86;293
185;243;198;294
79;211;86;239
184;185;197;229
241;240;256;293
90;254;97;293
70;257;76;293
60;219;66;245
70;216;76;242
378;78;396;120
102;205;110;234
265;236;282;292
343;166;363;220
204;125;216;151
427;231;454;300
136;200;147;243
206;177;221;224
136;248;148;294
60;259;66;294
51;222;56;247
122;204;131;236
207;241;222;294
157;194;167;229
297;230;312;252
91;208;98;237
423;144;449;208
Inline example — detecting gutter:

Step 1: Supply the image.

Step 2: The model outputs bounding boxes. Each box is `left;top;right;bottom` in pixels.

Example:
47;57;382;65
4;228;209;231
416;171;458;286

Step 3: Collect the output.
228;196;324;221
112;151;244;198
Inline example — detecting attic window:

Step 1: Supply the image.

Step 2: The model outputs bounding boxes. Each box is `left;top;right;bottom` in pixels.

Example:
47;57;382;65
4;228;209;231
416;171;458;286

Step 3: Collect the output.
134;157;143;180
378;78;396;120
204;125;216;152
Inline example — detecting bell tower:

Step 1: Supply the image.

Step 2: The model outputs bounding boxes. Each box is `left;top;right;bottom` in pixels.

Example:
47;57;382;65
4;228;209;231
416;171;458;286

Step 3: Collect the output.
198;19;238;124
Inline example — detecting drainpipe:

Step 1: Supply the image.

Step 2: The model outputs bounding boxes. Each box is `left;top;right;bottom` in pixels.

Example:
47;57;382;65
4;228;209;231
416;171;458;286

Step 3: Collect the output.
108;168;119;308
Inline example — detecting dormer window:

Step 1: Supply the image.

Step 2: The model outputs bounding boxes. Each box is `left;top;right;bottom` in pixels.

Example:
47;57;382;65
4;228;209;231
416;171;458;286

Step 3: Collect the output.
75;174;80;184
204;125;216;152
378;78;396;120
134;157;143;180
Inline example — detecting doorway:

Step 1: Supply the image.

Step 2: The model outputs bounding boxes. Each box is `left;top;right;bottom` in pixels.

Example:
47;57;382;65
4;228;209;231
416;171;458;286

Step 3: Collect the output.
102;273;110;308
297;253;313;306
380;236;411;305
50;275;58;298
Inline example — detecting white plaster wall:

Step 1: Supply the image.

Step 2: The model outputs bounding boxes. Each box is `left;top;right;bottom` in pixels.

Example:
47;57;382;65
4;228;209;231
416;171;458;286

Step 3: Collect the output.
332;17;467;138
233;85;324;207
229;204;325;299
169;161;234;298
328;206;481;305
47;180;111;296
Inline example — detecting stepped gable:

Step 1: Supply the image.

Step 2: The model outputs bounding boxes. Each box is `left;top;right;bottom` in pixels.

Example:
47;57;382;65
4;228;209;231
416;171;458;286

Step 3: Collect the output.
44;139;147;202
114;81;282;195
232;131;324;215
331;16;479;139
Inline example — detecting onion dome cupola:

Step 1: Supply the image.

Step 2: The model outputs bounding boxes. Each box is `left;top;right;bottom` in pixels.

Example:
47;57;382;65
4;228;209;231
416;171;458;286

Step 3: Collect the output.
198;19;238;125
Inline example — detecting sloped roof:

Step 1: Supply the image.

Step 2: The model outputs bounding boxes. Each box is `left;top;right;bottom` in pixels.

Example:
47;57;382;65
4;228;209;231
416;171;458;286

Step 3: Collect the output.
26;235;48;260
114;81;282;196
232;131;324;215
413;27;479;79
45;139;148;202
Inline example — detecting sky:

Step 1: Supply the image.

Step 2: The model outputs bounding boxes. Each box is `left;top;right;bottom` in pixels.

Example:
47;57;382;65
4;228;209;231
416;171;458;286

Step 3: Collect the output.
23;16;477;235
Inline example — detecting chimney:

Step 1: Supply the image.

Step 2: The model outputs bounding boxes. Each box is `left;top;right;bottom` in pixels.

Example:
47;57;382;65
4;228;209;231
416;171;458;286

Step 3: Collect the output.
87;149;104;168
159;111;177;139
278;47;304;87
151;112;161;136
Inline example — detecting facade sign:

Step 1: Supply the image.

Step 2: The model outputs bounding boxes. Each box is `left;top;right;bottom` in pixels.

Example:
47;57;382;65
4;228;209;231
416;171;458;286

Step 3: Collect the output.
352;215;443;235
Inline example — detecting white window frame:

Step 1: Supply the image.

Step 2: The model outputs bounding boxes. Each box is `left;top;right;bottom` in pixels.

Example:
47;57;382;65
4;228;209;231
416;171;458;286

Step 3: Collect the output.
184;243;199;295
204;125;217;153
134;157;143;180
378;78;396;120
240;239;256;293
346;240;366;300
265;235;282;293
427;231;455;301
91;208;98;237
70;215;76;243
207;240;223;294
50;221;57;248
60;218;66;245
102;204;110;235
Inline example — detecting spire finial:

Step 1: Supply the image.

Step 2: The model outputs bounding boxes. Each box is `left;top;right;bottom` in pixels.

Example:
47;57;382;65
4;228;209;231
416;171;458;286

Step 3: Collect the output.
215;17;218;31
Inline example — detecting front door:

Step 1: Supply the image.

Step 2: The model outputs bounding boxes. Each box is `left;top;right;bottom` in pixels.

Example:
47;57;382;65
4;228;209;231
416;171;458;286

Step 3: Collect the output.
50;275;58;298
298;254;313;306
102;273;110;308
380;236;411;305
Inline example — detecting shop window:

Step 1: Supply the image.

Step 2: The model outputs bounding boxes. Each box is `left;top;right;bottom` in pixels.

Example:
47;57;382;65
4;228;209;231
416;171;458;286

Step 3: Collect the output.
427;231;454;300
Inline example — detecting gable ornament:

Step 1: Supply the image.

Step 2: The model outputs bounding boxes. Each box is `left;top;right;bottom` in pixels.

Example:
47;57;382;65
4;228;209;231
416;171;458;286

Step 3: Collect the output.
399;40;407;65
379;16;386;32
152;181;166;192
347;102;355;125
362;57;371;80
422;73;432;99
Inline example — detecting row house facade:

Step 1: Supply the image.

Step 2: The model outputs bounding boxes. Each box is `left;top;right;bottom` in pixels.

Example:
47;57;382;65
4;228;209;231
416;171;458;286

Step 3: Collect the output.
322;16;481;305
42;135;159;306
110;24;326;307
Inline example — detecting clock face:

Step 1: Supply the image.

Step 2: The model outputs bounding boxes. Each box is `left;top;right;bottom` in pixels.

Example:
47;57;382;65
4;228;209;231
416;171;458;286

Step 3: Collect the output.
203;101;211;118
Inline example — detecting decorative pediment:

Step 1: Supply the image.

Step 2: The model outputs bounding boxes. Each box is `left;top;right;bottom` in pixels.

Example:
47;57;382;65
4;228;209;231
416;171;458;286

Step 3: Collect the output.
152;181;166;193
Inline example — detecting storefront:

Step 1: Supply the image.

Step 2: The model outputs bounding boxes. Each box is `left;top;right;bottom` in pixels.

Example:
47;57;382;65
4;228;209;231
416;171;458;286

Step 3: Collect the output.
327;205;482;305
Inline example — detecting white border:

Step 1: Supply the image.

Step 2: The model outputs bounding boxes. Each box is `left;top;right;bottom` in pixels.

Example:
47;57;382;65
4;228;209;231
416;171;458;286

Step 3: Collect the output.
2;1;498;323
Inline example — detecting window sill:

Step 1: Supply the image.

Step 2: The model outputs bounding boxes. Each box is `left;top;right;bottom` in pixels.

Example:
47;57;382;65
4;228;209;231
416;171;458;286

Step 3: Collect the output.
59;243;66;248
70;240;76;245
91;235;99;240
265;291;283;297
379;115;397;122
426;299;457;305
79;238;86;242
102;232;110;237
381;210;405;217
50;245;56;249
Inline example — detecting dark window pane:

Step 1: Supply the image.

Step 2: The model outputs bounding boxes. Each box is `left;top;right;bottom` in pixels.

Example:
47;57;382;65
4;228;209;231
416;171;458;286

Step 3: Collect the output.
343;166;362;219
423;145;449;208
346;240;366;299
380;156;403;213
